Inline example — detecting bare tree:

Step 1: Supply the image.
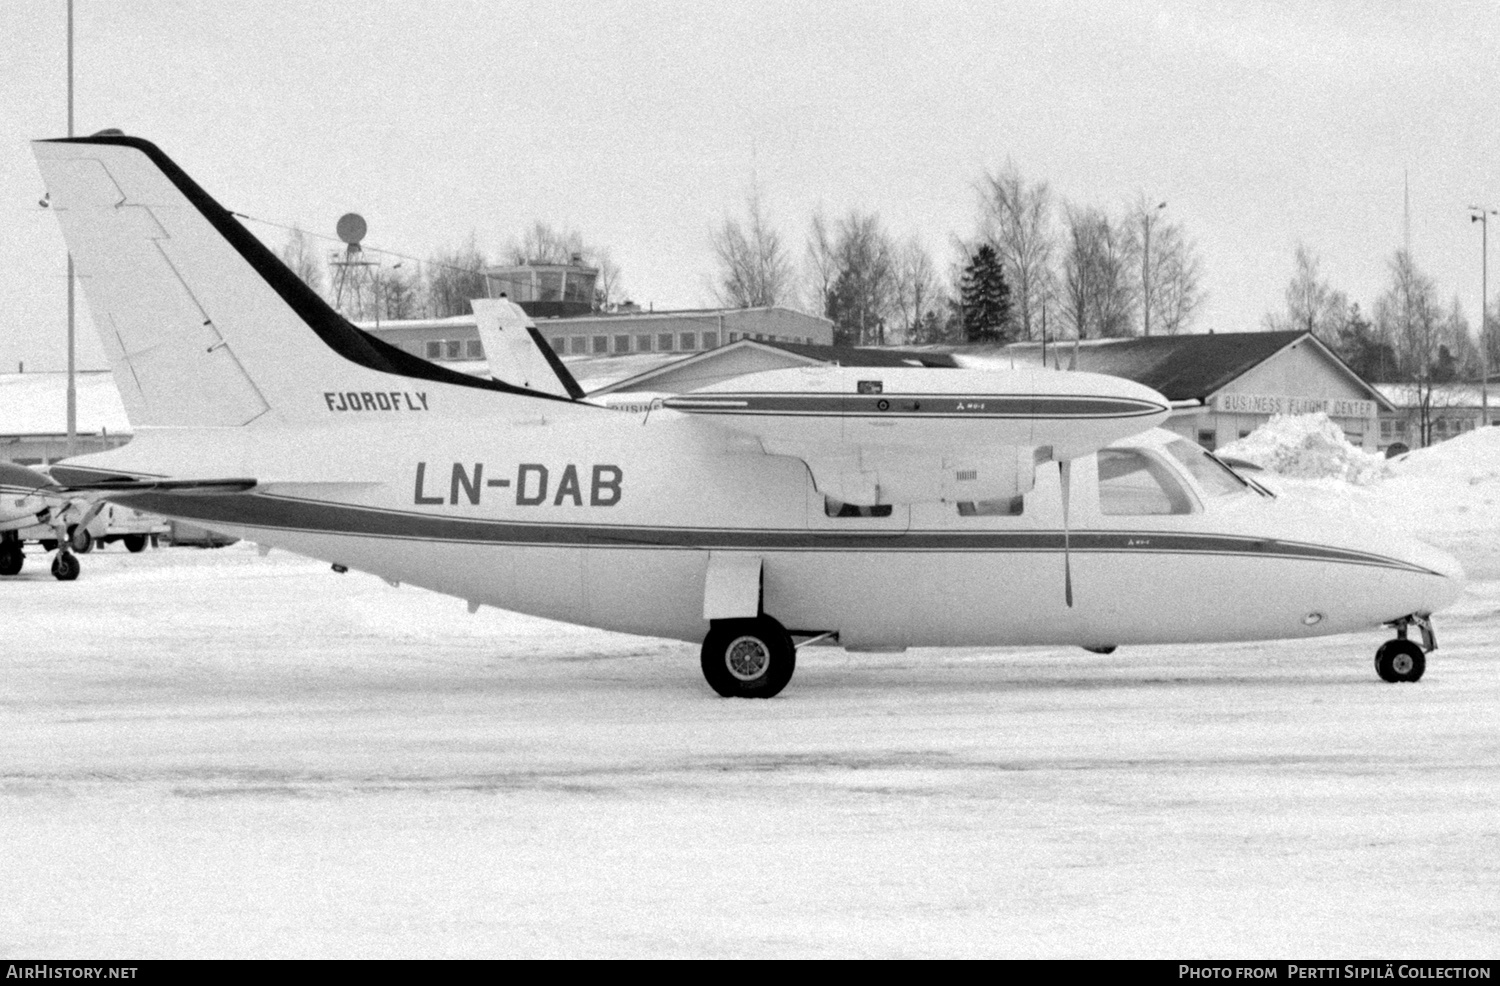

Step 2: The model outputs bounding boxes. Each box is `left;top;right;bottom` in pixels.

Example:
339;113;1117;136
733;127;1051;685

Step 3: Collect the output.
500;221;624;311
424;234;488;318
803;207;839;317
1061;204;1133;339
1124;197;1205;336
1263;243;1347;338
372;264;420;322
278;228;325;297
824;210;897;346
1376;249;1444;444
892;236;941;344
976;162;1054;340
710;188;794;308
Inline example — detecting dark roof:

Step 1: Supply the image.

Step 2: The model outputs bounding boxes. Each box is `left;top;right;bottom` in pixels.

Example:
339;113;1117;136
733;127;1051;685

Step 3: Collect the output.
763;340;961;369
1007;332;1307;402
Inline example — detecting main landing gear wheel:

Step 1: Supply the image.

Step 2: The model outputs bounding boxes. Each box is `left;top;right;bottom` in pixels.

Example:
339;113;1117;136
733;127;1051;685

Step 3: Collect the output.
700;616;796;698
50;551;80;582
1375;639;1425;683
123;533;148;553
0;544;22;577
68;525;93;553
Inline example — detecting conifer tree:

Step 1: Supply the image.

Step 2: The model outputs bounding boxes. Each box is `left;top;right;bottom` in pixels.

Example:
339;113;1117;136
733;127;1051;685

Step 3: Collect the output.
959;244;1012;342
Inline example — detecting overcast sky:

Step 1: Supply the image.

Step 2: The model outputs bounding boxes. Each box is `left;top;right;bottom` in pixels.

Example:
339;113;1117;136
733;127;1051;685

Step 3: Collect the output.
3;0;1498;372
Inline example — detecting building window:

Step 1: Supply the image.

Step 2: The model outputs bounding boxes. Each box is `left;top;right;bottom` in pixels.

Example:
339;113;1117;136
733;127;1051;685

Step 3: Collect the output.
466;339;484;359
570;336;587;355
425;341;442;359
592;336;609;354
614;334;631;353
680;332;697;351
445;340;462;360
658;333;674;351
636;334;653;352
702;332;718;349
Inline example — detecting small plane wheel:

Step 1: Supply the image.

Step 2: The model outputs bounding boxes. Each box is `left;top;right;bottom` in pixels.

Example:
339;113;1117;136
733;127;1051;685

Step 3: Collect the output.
123;534;148;553
51;551;81;582
0;545;23;577
1375;639;1425;683
68;525;93;553
700;616;796;698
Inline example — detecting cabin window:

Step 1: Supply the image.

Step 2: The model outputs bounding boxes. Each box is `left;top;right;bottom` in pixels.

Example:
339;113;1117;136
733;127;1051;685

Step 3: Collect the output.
824;497;893;518
1097;449;1194;515
957;497;1024;517
466;339;484;359
425;341;442;359
1164;439;1250;499
614;334;631;353
1196;429;1217;450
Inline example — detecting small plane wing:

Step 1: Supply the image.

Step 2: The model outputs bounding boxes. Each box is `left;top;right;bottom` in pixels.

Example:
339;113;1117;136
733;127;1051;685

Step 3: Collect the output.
470;299;585;400
12;462;256;497
660;364;1171;506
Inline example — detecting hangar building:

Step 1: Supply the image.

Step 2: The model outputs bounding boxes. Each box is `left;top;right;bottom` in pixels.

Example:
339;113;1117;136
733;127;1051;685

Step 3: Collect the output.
362;306;834;365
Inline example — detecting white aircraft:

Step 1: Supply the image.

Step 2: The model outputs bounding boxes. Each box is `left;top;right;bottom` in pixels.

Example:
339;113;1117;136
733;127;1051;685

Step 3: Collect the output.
30;134;1462;695
1;462;91;580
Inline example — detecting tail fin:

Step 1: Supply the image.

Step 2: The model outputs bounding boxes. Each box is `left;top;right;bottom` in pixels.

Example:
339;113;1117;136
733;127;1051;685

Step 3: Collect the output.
33;135;574;430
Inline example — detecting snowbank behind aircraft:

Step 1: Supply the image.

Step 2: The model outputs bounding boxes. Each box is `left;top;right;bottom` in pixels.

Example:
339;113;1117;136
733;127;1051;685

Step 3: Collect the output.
31;134;1463;695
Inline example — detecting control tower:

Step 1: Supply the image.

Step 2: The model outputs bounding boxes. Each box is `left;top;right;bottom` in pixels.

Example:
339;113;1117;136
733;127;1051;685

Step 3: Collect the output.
484;254;598;319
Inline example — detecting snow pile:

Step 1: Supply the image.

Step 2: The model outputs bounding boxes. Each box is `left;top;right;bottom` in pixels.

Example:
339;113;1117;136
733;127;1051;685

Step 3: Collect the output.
1217;412;1388;484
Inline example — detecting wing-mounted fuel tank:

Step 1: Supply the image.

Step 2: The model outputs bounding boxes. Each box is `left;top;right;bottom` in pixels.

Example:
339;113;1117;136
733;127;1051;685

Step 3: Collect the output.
661;365;1171;506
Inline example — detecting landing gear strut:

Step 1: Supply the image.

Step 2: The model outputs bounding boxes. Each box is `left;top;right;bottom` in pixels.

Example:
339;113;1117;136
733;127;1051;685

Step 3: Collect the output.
1375;613;1434;683
700;615;796;698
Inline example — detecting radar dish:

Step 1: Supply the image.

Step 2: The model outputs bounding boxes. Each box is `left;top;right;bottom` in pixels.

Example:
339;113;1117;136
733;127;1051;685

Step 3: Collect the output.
336;213;367;246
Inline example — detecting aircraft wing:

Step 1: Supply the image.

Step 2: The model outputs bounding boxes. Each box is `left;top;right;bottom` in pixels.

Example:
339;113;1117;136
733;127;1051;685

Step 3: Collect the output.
661;364;1171;506
5;462;256;497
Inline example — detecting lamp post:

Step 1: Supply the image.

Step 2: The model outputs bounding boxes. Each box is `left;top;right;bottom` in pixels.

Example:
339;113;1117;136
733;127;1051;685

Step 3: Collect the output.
65;0;76;457
1141;200;1166;337
1470;206;1496;427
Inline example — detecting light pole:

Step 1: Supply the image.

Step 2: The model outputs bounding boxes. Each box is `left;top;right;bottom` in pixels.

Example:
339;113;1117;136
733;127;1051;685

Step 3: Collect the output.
1470;206;1496;427
65;0;76;457
1141;201;1166;337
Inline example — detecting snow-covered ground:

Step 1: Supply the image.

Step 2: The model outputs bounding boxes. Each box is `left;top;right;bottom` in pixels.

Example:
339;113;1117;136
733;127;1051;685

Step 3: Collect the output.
3;427;1498;958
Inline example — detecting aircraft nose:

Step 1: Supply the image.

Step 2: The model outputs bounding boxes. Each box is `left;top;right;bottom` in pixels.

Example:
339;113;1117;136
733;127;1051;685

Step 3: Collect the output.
1391;536;1465;614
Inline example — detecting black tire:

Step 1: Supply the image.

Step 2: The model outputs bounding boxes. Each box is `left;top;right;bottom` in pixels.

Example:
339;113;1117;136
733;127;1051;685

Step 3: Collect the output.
51;552;80;582
0;546;22;577
700;616;796;698
1375;639;1425;683
68;525;93;554
123;534;148;553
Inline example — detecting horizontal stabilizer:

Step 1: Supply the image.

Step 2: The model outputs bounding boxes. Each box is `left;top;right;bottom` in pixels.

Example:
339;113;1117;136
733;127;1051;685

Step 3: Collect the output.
471;299;584;399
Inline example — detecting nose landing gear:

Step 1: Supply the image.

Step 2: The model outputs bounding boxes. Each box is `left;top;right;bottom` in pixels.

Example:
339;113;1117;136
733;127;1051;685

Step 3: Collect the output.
1375;613;1434;683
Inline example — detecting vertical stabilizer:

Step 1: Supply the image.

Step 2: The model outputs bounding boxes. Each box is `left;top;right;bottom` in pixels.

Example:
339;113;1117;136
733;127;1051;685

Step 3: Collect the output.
33;135;576;431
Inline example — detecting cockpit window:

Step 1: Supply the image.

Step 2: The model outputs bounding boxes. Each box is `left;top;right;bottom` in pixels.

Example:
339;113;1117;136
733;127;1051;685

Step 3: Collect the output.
1097;449;1195;515
1164;439;1257;498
